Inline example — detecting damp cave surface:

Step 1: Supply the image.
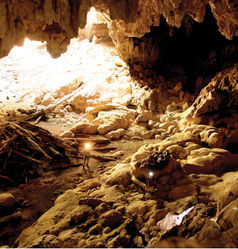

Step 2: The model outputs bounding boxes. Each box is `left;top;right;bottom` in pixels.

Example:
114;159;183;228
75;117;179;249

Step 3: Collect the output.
0;2;238;248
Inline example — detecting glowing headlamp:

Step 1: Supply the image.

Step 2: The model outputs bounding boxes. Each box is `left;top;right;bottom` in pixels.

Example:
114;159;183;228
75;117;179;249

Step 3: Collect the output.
148;171;154;178
84;142;92;150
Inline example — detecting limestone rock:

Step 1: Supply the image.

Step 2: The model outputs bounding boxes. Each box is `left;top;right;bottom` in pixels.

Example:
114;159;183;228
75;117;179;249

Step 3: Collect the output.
109;0;238;67
101;210;123;228
136;112;154;123
92;110;134;135
106;163;131;187
111;151;124;158
127;201;148;217
126;125;154;139
60;130;74;138
58;228;79;242
216;179;238;216
79;179;102;191
199;127;225;148
28;235;59;248
107;229;130;248
70;122;98;135
85;104;132;121
69;205;92;226
89;185;125;203
69;81;131;112
168;184;197;200
178;203;216;239
198;199;238;247
0;193;15;211
95;202;111;216
105;128;126;140
0;0;90;58
148;236;202;248
16;189;86;247
131;150;178;179
0;1;237;59
85;235;105;248
88;224;103;235
188;174;222;187
180;148;238;174
186;64;238;129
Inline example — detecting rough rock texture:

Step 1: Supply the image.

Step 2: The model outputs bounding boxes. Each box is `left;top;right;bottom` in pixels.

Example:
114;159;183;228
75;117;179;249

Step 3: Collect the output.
0;0;237;60
130;128;238;176
92;109;135;135
148;236;202;248
185;63;238;129
198;198;238;248
0;2;238;248
106;0;238;65
0;0;90;58
0;193;15;211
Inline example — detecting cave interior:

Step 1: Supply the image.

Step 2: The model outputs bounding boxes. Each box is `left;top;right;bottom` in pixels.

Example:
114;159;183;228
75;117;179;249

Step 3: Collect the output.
0;0;238;248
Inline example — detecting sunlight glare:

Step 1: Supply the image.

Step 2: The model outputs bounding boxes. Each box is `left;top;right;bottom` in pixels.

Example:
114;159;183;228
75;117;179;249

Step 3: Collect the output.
0;33;131;113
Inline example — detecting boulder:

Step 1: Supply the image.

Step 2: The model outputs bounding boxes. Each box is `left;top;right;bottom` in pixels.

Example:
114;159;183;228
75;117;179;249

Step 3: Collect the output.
69;82;131;113
199;127;225;148
216;179;238;216
136;111;154;123
92;110;134;135
180;148;238;174
60;130;74;138
185;64;238;129
70;122;98;134
199;199;238;247
0;193;15;211
86;104;132;121
178;203;216;240
126;125;154;139
168;184;198;200
101;210;123;227
16;189;86;247
105;128;126;140
131;150;178;179
127;201;147;217
106;163;131;187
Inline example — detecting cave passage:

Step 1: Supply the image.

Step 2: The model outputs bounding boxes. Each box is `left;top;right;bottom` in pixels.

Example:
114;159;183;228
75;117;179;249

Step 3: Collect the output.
0;23;131;134
129;6;238;92
0;2;238;248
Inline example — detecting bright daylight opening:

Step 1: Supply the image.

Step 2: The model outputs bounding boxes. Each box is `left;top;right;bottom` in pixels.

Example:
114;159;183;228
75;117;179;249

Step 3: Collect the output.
0;7;132;135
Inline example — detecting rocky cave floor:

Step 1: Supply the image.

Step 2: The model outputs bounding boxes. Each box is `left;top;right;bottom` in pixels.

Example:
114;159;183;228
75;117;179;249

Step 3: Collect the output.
0;39;238;248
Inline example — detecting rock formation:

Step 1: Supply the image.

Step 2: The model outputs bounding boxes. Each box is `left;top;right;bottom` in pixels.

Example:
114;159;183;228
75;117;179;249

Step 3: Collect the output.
0;0;238;248
0;0;237;60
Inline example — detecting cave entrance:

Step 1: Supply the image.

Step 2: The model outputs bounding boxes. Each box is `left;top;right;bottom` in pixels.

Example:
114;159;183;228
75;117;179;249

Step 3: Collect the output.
0;8;132;135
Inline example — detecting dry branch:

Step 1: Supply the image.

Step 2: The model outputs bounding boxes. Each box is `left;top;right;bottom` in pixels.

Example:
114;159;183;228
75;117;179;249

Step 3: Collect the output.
0;120;79;185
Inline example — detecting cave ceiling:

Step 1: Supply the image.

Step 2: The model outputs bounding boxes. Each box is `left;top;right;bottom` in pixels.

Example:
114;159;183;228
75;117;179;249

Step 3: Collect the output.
0;0;237;60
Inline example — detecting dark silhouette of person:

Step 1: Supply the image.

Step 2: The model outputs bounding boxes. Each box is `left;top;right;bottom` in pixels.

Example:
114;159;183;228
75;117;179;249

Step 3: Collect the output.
125;215;147;247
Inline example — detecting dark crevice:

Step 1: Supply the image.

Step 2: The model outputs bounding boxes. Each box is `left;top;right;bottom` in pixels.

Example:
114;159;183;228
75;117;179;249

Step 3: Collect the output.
129;5;238;93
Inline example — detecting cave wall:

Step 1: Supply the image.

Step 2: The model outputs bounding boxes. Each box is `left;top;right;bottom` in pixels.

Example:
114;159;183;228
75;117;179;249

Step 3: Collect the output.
0;0;91;58
0;0;237;60
107;0;238;63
